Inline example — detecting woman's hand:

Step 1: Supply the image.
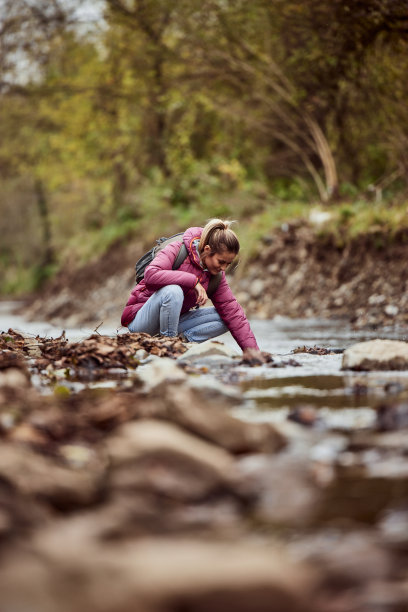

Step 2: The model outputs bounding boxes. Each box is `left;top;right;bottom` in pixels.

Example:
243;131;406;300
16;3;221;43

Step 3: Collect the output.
242;347;271;365
194;282;208;307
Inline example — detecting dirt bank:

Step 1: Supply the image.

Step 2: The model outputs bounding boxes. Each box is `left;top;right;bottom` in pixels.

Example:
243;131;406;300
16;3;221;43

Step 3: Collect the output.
22;222;408;331
236;222;408;330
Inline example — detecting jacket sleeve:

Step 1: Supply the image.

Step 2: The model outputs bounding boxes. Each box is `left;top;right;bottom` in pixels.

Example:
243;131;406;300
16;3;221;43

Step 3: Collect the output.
144;242;199;291
211;274;259;351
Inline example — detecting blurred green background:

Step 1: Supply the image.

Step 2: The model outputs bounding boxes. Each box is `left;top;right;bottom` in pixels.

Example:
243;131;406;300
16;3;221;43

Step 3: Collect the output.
1;0;407;294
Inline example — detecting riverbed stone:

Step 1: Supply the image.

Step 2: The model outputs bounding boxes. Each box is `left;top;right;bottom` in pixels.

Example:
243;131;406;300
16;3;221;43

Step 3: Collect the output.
384;304;399;317
0;478;51;537
376;401;408;431
237;453;325;526
137;382;287;455
178;340;239;363
342;339;408;371
0;367;30;388
0;442;107;509
0;534;317;612
105;420;243;502
136;356;187;389
249;278;265;299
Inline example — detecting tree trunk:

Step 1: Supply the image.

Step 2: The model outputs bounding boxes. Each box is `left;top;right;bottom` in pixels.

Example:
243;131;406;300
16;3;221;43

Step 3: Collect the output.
35;179;55;267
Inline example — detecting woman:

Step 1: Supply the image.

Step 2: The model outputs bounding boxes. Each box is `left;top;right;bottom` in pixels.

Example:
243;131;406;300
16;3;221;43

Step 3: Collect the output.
121;219;264;361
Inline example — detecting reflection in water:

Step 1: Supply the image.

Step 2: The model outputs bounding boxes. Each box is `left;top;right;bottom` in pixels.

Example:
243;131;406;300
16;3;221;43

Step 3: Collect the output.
235;318;408;427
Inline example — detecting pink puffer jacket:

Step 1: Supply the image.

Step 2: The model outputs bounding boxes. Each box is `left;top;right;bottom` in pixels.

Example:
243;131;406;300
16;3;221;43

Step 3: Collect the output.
121;227;259;351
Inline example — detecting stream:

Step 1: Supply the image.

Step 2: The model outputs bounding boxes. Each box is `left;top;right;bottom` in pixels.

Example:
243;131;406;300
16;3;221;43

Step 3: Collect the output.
3;300;408;431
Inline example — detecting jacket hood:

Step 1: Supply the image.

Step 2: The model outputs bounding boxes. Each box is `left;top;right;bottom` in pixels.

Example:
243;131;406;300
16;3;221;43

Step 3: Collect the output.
183;226;204;269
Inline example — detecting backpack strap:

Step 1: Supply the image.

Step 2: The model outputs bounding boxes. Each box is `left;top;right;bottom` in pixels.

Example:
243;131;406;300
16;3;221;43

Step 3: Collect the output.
167;241;221;298
207;272;222;298
172;243;188;270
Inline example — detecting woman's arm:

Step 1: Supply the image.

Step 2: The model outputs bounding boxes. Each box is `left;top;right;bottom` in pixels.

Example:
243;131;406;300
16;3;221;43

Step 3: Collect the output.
144;242;199;291
211;274;259;351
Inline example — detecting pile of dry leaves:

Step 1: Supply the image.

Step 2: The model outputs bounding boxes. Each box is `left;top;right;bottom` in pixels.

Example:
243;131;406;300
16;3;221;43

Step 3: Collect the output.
1;328;187;378
293;345;343;355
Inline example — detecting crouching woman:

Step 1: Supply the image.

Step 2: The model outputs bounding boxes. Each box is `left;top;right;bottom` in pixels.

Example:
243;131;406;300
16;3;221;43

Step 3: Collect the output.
121;219;265;361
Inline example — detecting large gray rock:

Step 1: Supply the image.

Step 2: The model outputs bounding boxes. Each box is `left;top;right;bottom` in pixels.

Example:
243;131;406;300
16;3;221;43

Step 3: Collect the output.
342;339;408;371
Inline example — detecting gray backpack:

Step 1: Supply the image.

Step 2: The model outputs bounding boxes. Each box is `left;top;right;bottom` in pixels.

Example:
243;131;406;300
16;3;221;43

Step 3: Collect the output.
135;233;222;297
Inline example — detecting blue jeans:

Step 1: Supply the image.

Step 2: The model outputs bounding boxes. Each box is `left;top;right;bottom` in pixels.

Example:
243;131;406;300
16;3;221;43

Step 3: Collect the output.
128;285;228;342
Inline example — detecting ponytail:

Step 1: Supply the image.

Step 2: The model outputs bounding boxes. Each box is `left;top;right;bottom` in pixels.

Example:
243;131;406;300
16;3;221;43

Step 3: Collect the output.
199;219;240;255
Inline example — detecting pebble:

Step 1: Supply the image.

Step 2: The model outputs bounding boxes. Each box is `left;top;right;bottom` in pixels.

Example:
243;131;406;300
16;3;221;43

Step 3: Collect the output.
384;304;399;317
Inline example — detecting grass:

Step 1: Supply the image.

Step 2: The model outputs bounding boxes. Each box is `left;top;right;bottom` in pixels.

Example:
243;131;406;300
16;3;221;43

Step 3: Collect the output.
316;199;408;246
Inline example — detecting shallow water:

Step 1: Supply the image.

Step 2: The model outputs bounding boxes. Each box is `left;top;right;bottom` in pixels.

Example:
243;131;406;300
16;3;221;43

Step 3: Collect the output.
222;317;408;428
2;301;408;429
0;301;122;341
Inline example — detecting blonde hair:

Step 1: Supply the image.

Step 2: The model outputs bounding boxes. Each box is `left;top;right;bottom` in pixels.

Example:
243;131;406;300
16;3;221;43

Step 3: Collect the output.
198;219;240;255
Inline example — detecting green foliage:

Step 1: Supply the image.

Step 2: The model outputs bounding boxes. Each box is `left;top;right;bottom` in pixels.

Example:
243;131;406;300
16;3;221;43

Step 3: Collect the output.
1;0;408;294
315;198;408;247
270;178;310;202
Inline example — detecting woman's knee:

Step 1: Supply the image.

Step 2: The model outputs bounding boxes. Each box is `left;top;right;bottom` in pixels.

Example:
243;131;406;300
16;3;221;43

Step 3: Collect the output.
159;284;184;303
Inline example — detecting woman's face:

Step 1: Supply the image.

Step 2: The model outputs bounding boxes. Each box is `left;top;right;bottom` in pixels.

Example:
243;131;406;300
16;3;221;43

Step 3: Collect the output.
202;246;236;275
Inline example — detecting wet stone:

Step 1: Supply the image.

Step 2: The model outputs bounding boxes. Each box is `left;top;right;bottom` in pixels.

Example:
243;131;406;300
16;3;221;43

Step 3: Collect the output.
137;382;287;455
0;536;318;612
0;442;107;510
376;401;408;431
105;420;246;503
136;357;187;389
237;453;326;527
178;340;239;364
342;339;408;371
288;405;320;428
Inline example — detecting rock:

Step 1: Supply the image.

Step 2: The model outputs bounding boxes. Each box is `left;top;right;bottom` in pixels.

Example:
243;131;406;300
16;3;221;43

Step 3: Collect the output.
136;357;187;389
342;339;408;371
350;429;408;453
187;376;242;405
138;383;287;455
384;304;399;317
25;489;244;540
249;279;265;299
7;422;49;446
317;430;408;522
368;294;386;306
105;420;243;502
0;367;30;388
289;530;393;612
237;453;325;526
0;442;107;510
376;402;408;431
134;348;149;361
178;340;239;363
0;479;51;537
0;535;317;612
309;208;332;226
379;507;408;549
288;406;320;428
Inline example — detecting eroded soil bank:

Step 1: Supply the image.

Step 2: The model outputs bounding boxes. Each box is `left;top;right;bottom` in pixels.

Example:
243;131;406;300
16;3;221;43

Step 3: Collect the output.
236;223;408;330
20;222;408;332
